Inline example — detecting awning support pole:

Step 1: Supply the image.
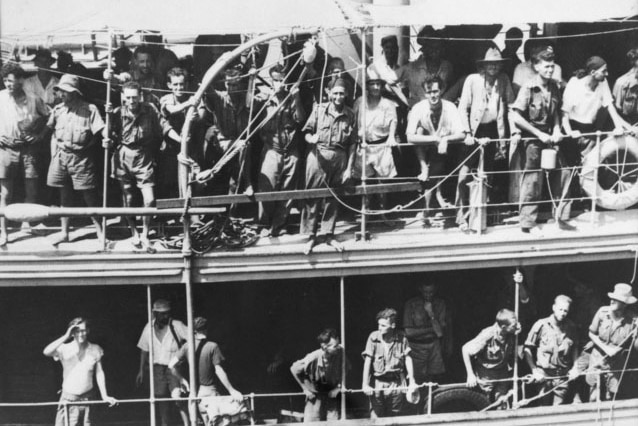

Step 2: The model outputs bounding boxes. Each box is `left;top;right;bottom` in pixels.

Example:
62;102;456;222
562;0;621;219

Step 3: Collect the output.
147;285;157;426
182;185;198;426
102;29;114;251
513;268;520;407
359;28;368;241
340;276;347;419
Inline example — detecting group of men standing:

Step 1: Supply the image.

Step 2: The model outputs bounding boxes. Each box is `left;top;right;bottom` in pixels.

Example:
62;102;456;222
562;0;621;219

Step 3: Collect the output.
3;33;638;249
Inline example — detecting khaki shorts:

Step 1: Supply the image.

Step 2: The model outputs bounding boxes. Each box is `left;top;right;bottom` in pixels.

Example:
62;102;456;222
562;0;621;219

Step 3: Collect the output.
0;146;38;180
112;145;155;189
47;149;96;190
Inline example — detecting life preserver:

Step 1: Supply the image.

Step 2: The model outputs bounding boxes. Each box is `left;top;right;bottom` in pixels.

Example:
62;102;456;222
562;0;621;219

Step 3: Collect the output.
580;134;638;210
423;385;490;413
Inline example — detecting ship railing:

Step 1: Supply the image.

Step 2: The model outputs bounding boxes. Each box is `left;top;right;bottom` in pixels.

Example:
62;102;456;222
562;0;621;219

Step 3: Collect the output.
2;367;637;425
1;129;636;246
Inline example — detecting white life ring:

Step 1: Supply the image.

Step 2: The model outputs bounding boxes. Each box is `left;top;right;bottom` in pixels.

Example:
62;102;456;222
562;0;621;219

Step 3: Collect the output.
580;134;638;210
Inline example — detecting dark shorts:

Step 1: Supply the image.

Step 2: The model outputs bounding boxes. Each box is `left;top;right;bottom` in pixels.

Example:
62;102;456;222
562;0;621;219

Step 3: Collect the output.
112;145;155;189
47;150;96;190
0;146;38;180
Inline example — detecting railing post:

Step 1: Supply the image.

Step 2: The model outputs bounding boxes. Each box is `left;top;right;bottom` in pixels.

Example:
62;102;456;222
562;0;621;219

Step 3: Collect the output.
249;393;256;425
512;268;520;407
147;285;157;426
426;383;433;416
477;144;485;236
101;29;114;251
359;27;369;241
182;188;198;426
340;276;347;420
596;371;602;402
590;131;601;227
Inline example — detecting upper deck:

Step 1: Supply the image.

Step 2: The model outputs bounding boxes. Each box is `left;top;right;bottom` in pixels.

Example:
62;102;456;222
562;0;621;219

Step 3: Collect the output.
1;208;636;287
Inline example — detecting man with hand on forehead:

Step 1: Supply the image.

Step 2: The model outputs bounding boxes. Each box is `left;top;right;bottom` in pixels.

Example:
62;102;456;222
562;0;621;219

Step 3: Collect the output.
301;78;357;254
43;317;117;426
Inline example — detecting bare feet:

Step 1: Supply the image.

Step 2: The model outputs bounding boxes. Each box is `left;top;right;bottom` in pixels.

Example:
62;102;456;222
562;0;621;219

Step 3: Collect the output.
141;237;156;254
0;233;7;247
244;185;254;197
131;235;143;249
326;236;344;252
303;236;317;255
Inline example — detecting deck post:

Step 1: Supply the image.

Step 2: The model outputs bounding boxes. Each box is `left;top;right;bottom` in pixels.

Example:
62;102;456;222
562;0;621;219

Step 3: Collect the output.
427;383;433;416
590;131;601;226
359;27;369;241
146;285;157;426
340;276;347;419
182;186;198;426
101;29;113;251
477;145;485;236
513;268;520;406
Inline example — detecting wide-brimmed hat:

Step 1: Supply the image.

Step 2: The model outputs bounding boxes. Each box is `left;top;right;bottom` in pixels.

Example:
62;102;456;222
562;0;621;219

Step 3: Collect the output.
54;74;83;96
33;48;55;66
477;48;509;64
406;387;421;405
152;299;171;312
608;283;637;304
416;26;439;47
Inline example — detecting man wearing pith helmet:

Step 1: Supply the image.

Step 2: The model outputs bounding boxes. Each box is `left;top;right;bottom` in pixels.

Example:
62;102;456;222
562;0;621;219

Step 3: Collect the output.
46;73;105;245
586;283;637;401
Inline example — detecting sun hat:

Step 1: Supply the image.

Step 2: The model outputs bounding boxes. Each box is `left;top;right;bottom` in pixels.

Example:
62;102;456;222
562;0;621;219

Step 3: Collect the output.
477;47;509;64
54;74;83;96
152;299;171;312
607;283;637;305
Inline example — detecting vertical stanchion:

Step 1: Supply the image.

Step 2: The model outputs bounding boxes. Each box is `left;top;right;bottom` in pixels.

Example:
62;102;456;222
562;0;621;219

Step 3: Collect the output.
249;393;256;425
340;276;347;420
101;30;114;251
427;383;433;416
512;268;521;407
590;131;601;227
182;184;197;426
359;28;368;241
596;372;601;402
147;285;156;426
477;145;485;236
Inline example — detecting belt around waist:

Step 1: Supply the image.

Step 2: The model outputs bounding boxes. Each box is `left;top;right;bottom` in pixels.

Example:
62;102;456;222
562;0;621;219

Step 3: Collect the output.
374;372;402;382
365;136;389;145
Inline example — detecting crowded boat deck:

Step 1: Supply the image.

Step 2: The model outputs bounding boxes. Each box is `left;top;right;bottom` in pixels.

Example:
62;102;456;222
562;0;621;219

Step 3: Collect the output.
1;208;636;286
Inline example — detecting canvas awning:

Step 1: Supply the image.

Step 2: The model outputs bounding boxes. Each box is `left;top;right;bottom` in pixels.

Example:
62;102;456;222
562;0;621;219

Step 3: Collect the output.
357;0;638;27
0;0;361;42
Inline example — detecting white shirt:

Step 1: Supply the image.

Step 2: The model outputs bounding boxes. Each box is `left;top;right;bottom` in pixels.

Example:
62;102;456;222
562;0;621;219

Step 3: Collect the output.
407;99;463;138
562;76;613;124
0;90;47;139
513;61;562;88
137;319;188;366
55;342;103;395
